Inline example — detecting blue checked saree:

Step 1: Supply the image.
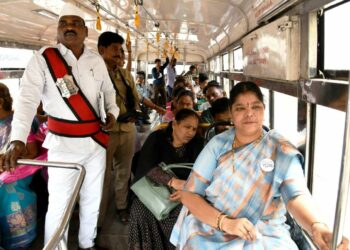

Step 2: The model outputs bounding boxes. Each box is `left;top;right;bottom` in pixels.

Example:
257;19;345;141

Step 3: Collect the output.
170;128;309;250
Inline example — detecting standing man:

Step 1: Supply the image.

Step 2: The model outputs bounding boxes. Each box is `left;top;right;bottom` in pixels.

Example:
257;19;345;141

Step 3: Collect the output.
97;32;165;226
166;54;176;99
0;3;119;250
152;57;169;107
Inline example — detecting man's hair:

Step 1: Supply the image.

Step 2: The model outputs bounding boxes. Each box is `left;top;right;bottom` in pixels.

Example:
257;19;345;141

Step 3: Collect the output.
203;81;222;95
198;73;208;83
137;71;146;79
189;65;196;71
211;97;230;117
154;58;161;63
98;31;124;48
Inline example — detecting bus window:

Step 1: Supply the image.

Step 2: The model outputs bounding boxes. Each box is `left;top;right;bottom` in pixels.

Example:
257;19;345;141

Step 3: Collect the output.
215;56;220;73
223;78;230;96
0;47;34;101
260;87;270;129
313;105;346;231
273;92;299;146
233;47;243;71
324;1;350;72
222;53;229;71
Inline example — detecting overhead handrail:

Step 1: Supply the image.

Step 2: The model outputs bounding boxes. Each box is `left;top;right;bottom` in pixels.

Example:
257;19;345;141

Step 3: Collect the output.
332;76;350;249
16;159;86;250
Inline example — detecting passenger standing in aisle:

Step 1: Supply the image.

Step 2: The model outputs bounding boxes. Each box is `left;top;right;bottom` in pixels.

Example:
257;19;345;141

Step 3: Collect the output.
0;3;119;250
152;57;169;107
97;31;165;226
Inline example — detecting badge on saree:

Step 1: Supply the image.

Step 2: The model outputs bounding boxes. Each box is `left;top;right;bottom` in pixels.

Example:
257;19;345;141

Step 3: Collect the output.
260;158;274;172
56;74;79;98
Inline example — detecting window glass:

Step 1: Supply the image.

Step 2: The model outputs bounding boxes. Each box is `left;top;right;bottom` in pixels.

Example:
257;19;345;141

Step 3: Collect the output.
216;76;221;84
260;87;270;129
313;105;347;232
233;47;243;71
0;47;33;68
215;56;220;73
273;92;299;146
223;78;230;96
324;1;350;71
223;53;229;71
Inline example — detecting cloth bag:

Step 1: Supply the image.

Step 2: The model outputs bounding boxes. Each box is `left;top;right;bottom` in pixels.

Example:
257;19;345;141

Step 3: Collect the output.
131;163;193;221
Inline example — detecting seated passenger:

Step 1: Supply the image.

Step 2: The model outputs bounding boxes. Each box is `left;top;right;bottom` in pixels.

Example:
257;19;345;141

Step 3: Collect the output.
199;82;225;123
169;81;349;250
205;97;232;141
0;83;46;249
162;89;195;123
129;109;204;250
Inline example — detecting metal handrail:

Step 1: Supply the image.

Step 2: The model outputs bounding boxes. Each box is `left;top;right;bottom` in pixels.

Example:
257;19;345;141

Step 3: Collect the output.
331;76;350;249
17;159;86;250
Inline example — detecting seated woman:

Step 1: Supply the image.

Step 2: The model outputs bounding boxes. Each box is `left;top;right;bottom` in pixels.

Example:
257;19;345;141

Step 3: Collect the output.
0;83;47;249
162;89;195;123
169;81;349;250
129;109;204;250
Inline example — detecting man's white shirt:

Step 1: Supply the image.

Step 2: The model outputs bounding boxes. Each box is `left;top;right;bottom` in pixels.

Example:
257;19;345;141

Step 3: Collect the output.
11;43;119;153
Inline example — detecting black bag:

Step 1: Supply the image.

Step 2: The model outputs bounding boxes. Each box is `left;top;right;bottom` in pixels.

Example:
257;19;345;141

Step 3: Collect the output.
117;109;148;123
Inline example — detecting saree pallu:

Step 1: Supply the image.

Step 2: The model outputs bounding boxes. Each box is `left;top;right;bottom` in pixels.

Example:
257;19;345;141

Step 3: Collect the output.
0;176;37;249
170;129;309;250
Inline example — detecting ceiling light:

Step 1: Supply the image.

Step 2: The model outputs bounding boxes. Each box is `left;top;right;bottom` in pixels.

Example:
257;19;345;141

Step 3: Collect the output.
32;9;58;20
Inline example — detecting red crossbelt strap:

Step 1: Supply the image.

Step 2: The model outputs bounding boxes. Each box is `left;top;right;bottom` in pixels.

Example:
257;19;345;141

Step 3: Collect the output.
42;47;109;148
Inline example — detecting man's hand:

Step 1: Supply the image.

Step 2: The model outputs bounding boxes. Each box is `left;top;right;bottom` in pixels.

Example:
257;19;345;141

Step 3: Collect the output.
101;112;116;131
0;141;26;173
155;106;166;115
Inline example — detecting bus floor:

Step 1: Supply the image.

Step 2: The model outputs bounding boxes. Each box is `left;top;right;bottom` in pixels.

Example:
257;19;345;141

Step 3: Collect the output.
29;112;160;249
29;198;129;249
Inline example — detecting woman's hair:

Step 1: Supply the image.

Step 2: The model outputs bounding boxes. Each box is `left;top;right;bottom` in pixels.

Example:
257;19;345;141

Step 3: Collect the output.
174;108;199;123
176;89;195;102
229;81;264;106
0;83;13;111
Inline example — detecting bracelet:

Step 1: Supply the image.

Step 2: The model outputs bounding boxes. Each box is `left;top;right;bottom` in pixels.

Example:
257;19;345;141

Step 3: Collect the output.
219;215;229;231
216;213;224;230
168;178;173;188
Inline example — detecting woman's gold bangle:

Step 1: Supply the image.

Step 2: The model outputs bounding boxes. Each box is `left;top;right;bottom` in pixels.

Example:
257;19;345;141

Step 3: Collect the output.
216;213;224;230
219;215;229;231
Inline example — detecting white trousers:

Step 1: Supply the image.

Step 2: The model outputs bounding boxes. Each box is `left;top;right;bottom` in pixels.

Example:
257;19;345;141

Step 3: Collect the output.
44;147;106;249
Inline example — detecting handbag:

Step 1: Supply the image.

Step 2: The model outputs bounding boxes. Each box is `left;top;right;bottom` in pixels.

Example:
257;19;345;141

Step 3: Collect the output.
130;162;193;221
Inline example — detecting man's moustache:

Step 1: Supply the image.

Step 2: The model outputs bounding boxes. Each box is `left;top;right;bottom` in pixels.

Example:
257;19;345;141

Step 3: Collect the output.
64;30;77;36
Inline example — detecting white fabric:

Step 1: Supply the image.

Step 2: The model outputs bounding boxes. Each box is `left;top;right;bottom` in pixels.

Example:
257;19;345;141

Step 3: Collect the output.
166;64;176;88
44;147;106;249
59;2;85;20
11;43;119;153
198;101;211;111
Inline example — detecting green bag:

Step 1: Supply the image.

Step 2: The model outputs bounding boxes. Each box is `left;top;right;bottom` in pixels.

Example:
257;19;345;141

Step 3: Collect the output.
130;162;193;221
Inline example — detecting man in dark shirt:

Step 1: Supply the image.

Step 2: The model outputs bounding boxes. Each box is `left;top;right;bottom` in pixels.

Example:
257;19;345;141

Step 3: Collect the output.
152;57;169;107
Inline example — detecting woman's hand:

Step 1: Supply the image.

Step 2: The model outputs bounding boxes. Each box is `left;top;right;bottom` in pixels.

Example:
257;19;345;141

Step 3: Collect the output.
169;178;185;190
312;223;349;250
221;217;257;242
169;190;195;204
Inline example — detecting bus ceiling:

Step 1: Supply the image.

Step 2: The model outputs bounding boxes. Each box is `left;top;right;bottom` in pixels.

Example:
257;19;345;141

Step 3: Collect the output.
0;0;332;62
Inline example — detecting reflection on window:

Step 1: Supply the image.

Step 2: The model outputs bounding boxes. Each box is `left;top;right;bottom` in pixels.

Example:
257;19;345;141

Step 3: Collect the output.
223;53;229;71
273;92;299;146
313;105;346;232
324;1;350;71
233;47;243;71
210;60;215;72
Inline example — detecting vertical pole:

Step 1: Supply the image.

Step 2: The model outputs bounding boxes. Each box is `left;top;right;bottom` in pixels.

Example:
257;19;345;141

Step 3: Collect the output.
332;77;350;249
